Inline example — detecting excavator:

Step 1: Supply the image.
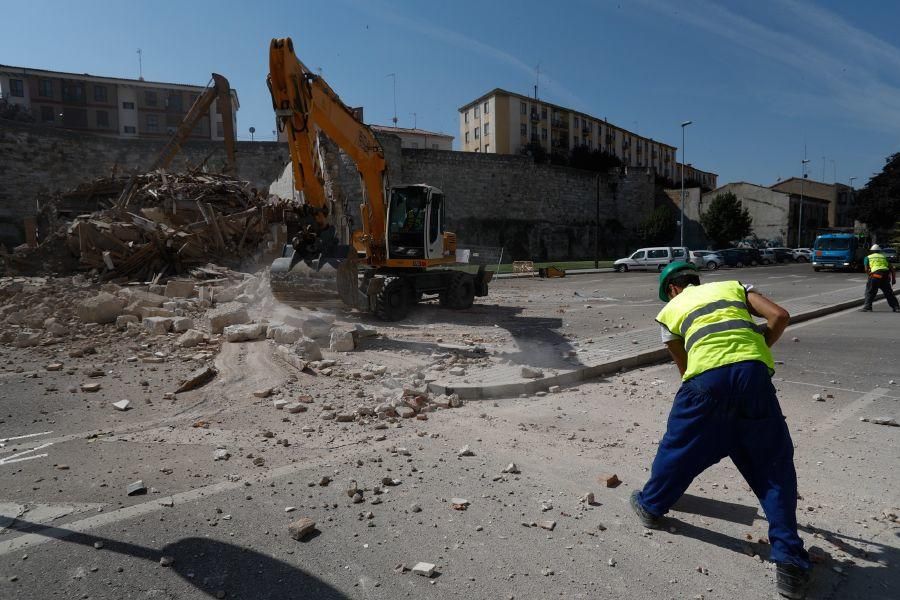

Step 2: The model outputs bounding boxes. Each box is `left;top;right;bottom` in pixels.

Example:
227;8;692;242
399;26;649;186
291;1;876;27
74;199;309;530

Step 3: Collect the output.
267;37;490;320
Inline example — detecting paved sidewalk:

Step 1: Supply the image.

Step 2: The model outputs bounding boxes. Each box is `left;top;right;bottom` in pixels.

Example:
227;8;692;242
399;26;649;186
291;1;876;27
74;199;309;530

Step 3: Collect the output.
428;283;878;399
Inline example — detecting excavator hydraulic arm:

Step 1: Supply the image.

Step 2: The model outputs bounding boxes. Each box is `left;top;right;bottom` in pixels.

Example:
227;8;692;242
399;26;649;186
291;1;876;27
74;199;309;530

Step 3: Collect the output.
151;73;236;174
267;37;388;264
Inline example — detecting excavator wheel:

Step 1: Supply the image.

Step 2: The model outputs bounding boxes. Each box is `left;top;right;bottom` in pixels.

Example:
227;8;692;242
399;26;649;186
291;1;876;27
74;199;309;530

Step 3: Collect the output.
440;272;475;310
374;277;412;321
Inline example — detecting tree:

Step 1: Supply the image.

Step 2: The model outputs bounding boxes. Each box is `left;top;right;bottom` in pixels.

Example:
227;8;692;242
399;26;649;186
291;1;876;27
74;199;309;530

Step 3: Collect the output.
852;152;900;237
569;145;623;172
518;141;548;165
700;192;753;248
639;204;677;246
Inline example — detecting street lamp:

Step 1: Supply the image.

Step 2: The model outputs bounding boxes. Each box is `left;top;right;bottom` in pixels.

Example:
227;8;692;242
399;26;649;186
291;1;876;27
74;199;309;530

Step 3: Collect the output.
798;159;810;246
680;120;692;248
249;126;256;142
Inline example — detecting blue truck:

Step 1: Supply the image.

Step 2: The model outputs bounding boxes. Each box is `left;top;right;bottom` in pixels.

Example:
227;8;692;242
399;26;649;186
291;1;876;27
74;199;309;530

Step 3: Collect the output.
811;232;870;272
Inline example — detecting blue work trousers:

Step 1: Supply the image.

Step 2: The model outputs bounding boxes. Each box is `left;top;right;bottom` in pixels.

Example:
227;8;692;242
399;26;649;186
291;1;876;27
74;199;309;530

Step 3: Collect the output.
636;360;810;569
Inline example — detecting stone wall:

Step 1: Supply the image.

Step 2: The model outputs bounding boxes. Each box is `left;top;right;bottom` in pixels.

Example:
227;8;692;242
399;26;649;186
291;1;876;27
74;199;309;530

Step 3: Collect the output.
0;119;289;246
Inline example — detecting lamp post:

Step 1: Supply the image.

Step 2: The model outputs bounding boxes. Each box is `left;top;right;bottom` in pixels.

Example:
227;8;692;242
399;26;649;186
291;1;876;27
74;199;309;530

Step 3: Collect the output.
798;158;810;246
680;120;692;248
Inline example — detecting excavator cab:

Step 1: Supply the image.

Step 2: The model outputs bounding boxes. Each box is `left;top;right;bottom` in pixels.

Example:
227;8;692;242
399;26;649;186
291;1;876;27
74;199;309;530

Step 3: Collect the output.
386;184;445;261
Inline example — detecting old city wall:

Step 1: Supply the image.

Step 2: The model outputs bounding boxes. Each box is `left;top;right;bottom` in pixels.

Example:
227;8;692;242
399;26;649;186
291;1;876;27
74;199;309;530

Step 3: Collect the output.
399;148;654;261
0;120;288;245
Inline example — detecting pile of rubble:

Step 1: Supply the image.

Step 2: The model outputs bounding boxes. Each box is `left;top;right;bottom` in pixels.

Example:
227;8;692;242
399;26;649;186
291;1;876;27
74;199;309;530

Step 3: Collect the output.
4;170;289;280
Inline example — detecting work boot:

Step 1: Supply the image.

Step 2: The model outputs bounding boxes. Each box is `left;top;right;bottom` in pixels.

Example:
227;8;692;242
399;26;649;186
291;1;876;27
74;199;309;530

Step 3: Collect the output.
859;307;872;312
775;563;811;599
893;307;900;313
629;491;661;529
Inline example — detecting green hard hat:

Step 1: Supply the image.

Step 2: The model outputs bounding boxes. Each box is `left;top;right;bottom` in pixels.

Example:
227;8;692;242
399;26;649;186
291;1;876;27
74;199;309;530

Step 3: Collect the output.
658;261;698;302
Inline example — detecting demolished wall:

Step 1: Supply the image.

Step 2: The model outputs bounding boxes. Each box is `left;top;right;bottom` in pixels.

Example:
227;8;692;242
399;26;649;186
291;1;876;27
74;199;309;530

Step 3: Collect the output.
0;120;289;247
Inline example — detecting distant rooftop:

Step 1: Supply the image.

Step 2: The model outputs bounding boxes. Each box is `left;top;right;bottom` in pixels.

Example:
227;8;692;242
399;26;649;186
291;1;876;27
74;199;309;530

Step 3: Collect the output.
0;64;228;93
371;124;453;139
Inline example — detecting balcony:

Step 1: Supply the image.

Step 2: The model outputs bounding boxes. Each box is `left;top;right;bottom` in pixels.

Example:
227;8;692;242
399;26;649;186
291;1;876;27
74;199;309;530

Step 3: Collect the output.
551;119;568;129
530;111;541;122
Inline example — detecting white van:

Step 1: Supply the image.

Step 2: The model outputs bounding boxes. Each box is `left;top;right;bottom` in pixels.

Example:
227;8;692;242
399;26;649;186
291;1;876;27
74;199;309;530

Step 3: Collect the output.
614;246;689;272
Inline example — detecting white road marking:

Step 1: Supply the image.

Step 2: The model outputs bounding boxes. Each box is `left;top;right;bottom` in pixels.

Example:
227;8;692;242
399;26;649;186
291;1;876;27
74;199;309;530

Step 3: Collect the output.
815;387;891;432
0;430;53;445
777;379;899;400
0;442;54;466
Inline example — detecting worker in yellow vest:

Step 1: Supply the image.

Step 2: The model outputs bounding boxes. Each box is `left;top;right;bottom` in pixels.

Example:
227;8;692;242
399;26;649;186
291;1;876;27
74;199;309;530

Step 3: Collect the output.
630;262;811;599
861;244;898;312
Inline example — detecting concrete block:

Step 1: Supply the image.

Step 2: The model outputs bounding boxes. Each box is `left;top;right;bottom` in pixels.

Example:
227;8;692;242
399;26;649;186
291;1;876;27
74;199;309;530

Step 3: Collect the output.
208;303;250;334
224;323;266;342
268;325;302;344
76;292;125;324
143;316;173;335
171;317;193;333
329;330;356;352
165;280;196;298
116;314;139;330
177;329;205;348
287;517;316;540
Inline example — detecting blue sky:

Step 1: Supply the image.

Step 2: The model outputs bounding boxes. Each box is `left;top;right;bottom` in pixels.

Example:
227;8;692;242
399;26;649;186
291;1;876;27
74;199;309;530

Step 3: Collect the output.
2;0;899;188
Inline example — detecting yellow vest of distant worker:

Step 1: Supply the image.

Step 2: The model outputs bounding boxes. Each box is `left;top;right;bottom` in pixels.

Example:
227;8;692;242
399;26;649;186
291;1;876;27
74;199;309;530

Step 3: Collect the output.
868;253;889;272
656;280;774;381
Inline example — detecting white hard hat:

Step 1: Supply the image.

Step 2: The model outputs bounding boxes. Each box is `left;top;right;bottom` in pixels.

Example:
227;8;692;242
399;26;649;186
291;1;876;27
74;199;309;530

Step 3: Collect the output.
870;244;881;252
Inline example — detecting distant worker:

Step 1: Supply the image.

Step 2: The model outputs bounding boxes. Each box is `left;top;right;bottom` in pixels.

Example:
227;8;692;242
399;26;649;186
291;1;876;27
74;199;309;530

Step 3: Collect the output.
630;262;811;599
860;244;899;312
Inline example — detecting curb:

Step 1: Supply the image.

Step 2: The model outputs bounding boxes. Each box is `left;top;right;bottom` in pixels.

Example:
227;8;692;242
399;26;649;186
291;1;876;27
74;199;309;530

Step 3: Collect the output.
427;294;876;400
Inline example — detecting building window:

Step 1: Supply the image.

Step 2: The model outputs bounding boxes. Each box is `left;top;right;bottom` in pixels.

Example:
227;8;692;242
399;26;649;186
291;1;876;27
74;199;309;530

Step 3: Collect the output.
122;101;135;109
574;135;580;146
483;122;490;136
38;79;53;98
541;107;547;119
520;123;527;136
410;142;419;149
96;110;109;128
146;114;159;132
474;106;480;118
464;111;469;124
216;122;224;138
144;91;157;106
62;81;84;102
474;126;479;139
574;117;580;128
465;131;469;143
9;79;24;97
520;101;527;115
40;106;55;122
483;101;489;114
166;93;183;111
484;144;490;152
94;85;108;102
541;127;547;140
123;125;136;134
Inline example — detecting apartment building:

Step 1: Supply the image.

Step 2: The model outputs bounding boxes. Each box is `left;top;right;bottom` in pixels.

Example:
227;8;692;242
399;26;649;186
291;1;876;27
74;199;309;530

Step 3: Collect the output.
770;177;855;230
673;162;718;191
370;125;453;150
0;64;238;141
458;88;677;179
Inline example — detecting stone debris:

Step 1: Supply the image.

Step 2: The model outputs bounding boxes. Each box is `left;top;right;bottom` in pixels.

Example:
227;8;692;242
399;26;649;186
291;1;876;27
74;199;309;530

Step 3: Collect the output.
813;393;824;402
253;388;274;398
521;366;545;379
411;562;436;577
285;402;307;414
580;492;595;504
502;463;520;474
208;304;251;334
450;498;470;510
458;445;475;457
177;329;205;348
76;292;125;324
126;480;147;496
538;520;556;531
860;416;898;427
330;329;356;352
112;399;131;411
224;323;266;342
80;382;101;393
601;474;621;488
159;556;175;567
213;449;231;461
175;365;217;393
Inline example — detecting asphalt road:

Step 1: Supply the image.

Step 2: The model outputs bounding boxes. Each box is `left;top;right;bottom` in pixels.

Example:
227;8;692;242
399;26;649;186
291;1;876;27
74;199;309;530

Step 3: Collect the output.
0;272;897;600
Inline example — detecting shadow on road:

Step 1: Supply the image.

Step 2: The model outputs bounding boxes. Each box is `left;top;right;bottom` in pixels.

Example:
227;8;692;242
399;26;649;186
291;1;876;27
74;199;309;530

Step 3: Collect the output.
663;498;899;600
5;518;350;599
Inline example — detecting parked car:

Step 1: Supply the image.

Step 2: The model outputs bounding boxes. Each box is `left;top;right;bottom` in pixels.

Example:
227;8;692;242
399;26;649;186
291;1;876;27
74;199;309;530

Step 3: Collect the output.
613;246;690;272
792;248;812;262
760;249;776;265
881;247;898;264
718;247;761;267
690;250;723;270
769;247;795;263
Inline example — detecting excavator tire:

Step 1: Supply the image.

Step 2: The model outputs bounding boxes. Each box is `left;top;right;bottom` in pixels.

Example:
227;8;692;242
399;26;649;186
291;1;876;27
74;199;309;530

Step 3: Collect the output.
440;272;475;310
373;277;412;321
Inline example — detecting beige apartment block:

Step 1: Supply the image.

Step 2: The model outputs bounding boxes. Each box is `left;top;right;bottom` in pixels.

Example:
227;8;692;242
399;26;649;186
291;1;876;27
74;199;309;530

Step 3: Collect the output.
0;64;238;140
673;162;718;191
370;125;453;150
458;88;678;179
770;177;855;229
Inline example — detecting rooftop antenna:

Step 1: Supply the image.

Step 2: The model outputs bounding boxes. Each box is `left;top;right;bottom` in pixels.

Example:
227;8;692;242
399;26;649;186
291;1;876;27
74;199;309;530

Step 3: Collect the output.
386;73;398;127
534;63;540;99
410;112;417;129
822;156;827;181
136;48;143;80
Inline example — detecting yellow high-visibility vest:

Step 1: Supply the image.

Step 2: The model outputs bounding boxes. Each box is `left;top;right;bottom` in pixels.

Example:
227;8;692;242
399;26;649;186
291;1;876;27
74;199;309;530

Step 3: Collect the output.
657;280;774;381
867;253;889;272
